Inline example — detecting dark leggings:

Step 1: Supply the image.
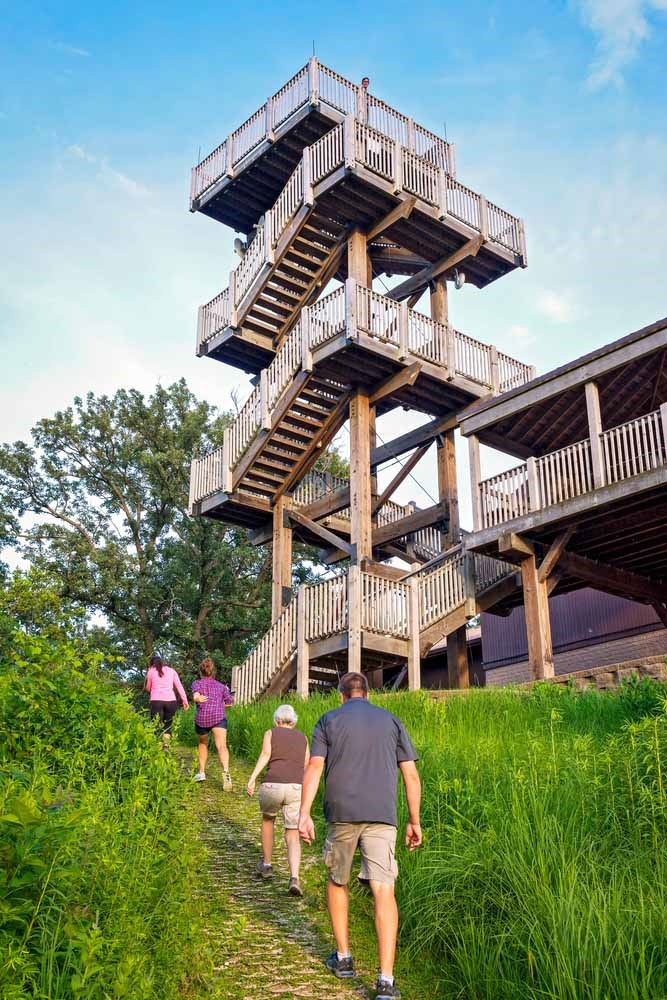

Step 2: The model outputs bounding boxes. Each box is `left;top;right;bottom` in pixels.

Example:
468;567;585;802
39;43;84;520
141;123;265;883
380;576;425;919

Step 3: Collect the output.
150;700;178;735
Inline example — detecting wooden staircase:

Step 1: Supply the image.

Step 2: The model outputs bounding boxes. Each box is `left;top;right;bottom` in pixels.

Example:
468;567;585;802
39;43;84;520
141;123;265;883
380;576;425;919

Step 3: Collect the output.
235;372;349;503
241;210;347;344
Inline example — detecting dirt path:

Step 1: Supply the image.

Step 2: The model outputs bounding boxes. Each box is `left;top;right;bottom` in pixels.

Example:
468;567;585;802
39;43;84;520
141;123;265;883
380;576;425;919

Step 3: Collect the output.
181;750;375;1000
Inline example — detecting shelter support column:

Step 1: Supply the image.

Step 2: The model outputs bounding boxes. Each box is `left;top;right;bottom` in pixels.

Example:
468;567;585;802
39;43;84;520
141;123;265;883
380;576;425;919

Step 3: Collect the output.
521;553;555;681
271;496;293;623
295;585;309;698
585;381;605;489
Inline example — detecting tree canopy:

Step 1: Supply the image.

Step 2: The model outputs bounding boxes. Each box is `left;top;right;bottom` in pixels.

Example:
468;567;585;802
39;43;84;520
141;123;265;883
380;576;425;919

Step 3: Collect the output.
0;380;342;681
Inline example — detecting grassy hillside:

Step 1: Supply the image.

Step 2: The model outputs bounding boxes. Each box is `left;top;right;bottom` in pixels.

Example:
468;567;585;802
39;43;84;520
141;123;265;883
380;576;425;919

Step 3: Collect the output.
206;682;667;1000
0;627;207;1000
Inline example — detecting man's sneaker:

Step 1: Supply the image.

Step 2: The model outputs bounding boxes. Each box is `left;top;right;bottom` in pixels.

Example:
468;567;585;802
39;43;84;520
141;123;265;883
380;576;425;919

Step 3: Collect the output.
288;876;303;897
223;771;233;792
193;772;206;782
325;952;355;978
376;979;402;999
255;860;273;879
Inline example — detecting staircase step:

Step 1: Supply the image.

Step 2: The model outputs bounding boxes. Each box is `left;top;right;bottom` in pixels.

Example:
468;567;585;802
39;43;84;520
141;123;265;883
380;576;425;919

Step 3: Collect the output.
244;315;283;336
251;302;290;324
292;236;329;260
262;443;303;463
244;466;286;485
283;247;324;270
274;424;313;445
271;431;310;450
265;282;303;304
255;296;292;318
276;258;320;281
290;399;336;420
269;270;311;294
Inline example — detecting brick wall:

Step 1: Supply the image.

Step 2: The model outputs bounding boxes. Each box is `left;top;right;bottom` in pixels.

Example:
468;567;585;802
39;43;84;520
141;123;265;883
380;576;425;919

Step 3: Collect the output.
486;627;667;686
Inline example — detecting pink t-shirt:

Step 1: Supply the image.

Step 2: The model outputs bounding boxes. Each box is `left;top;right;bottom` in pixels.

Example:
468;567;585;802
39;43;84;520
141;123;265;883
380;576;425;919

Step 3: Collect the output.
146;665;189;707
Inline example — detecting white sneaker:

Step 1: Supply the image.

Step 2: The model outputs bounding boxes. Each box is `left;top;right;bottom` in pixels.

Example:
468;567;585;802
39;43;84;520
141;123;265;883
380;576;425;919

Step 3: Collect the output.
223;771;233;792
193;772;206;782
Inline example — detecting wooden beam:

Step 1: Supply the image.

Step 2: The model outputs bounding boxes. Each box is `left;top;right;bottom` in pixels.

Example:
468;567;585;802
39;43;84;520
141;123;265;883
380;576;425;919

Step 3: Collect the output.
537;527;575;583
347;229;369;286
287;508;354;557
499;532;535;561
447;626;469;689
372;444;430;516
585;382;605;489
360;559;407;581
365;196;417;243
430;276;448;324
368;362;422;406
295;586;309;698
299;484;350;521
372;500;449;549
521;552;555;680
557;551;666;604
407;577;421;690
547;568;565;596
370;411;466;467
349;390;372;562
437;429;459;544
386;236;484;302
271;497;293;622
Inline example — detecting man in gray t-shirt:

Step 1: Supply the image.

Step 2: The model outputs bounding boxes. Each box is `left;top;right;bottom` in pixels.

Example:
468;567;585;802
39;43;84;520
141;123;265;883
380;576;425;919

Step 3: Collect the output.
298;672;422;1000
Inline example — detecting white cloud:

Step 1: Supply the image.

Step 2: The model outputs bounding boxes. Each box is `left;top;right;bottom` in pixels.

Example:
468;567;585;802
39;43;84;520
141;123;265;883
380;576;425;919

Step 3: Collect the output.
536;290;576;323
50;41;90;58
65;144;150;198
509;324;536;344
577;0;667;88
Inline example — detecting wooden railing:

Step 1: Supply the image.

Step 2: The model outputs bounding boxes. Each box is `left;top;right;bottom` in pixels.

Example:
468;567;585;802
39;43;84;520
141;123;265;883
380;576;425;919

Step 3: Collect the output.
304;575;348;641
195;116;526;354
477;406;667;531
191;59;455;204
231;547;517;702
362;574;409;637
234;601;296;704
479;464;530;529
498;351;536;393
190;282;533;510
601;408;667;485
535;440;593;508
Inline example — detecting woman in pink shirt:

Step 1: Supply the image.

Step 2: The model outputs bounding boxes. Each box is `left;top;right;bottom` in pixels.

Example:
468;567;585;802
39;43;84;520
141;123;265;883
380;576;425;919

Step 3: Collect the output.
145;655;189;748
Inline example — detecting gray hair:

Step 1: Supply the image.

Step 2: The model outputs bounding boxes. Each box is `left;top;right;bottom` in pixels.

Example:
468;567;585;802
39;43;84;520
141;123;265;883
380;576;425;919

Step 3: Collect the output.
273;704;298;726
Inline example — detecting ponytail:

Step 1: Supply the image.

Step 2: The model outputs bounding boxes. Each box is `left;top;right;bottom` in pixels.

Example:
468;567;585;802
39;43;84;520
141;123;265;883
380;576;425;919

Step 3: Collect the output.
150;654;165;678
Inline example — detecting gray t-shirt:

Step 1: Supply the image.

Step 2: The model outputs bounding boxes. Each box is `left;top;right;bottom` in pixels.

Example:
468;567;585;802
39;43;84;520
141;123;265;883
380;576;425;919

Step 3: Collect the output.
310;698;418;826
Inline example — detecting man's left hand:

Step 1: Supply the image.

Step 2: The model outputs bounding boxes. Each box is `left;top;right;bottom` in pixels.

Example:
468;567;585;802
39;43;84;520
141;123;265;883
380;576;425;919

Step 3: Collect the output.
298;812;316;844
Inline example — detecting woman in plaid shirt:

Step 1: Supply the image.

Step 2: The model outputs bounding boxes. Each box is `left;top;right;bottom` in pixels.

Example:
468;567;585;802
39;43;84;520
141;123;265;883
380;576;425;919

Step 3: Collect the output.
192;657;234;789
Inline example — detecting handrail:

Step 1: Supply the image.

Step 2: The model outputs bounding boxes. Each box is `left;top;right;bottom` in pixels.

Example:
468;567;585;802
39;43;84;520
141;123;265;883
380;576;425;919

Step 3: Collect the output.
191;59;455;204
477;406;667;531
235;601;297;704
190;281;534;510
362;573;409;638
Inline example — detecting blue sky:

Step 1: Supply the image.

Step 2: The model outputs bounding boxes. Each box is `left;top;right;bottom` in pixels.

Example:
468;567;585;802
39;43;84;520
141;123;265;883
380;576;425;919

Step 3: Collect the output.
1;0;666;528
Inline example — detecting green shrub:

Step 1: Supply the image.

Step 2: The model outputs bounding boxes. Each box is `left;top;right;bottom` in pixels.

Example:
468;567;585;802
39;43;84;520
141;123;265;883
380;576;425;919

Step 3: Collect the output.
227;683;667;999
0;626;206;999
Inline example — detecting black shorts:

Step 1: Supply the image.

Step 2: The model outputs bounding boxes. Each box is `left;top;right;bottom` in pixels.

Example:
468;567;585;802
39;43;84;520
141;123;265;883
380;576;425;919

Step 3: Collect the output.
195;718;228;735
150;700;179;734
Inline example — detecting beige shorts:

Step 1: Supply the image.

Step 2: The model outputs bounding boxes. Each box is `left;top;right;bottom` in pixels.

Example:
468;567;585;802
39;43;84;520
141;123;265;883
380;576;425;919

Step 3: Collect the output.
323;822;398;887
258;782;302;829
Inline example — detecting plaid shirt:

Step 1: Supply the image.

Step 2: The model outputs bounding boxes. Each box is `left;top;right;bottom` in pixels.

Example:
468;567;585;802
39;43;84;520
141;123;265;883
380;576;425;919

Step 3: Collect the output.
191;678;234;727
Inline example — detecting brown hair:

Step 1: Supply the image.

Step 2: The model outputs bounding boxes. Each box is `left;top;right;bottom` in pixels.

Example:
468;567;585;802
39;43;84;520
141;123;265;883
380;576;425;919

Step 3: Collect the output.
338;672;368;698
150;654;164;677
199;657;216;678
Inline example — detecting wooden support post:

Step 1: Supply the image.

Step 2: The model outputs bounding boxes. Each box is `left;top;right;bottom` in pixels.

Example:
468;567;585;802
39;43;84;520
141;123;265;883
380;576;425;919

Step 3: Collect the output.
526;456;540;511
447;627;469;689
260;369;271;429
437;431;459;545
225;133;234;178
301;308;313;371
398;300;409;359
393;139;402;193
295;586;309;698
231;665;241;698
347;229;369;285
430;276;448;324
349;391;372;562
345;277;358;340
344;114;356;169
585;381;605;489
271;497;292;623
407;117;415;152
489;345;500;394
347;562;362;673
660;402;667;453
407;576;421;690
302;145;314;206
221;428;232;492
265;96;276;142
369;405;378;518
479;195;489;240
229;270;238;327
308;56;319;104
468;435;482;531
521;553;555;680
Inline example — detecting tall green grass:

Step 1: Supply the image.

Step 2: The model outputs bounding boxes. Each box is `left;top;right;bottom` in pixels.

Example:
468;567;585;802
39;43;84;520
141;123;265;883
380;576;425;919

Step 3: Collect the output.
223;681;667;999
0;629;206;1000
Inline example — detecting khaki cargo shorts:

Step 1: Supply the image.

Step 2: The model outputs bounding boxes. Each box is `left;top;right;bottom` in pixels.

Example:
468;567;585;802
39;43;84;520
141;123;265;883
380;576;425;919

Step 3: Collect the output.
258;782;302;829
323;822;398;887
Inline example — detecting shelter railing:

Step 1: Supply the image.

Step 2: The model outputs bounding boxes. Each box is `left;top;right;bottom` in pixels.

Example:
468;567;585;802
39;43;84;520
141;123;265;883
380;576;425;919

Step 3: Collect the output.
476;405;667;531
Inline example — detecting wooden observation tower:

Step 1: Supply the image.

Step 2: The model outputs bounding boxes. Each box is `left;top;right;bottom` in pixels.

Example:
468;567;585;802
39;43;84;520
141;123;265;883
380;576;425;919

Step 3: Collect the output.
188;58;537;700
